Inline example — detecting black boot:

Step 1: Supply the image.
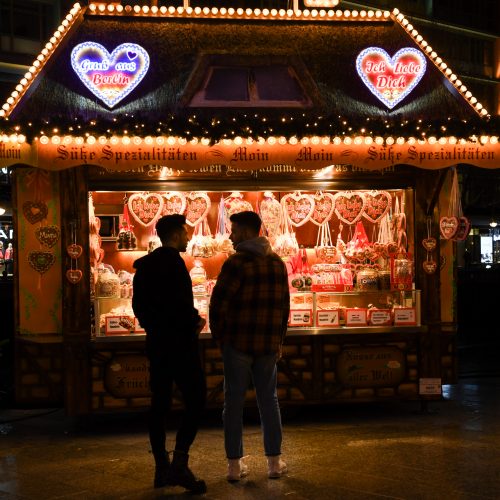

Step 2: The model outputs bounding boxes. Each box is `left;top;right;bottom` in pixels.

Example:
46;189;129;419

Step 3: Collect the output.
153;451;170;488
166;450;207;494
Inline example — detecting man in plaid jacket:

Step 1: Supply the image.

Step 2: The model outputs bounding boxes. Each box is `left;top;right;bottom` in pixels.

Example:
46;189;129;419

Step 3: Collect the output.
209;210;290;482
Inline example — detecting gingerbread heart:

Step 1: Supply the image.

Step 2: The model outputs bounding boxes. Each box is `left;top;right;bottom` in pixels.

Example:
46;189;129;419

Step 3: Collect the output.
66;269;83;284
333;191;366;225
161;192;187;216
67;243;83;259
23;201;48;224
356;47;426;109
28;251;56;275
423;260;437;274
128;193;164;227
453;217;471;241
185;192;211;227
281;192;315;227
310;192;335;226
439;216;459;239
71;42;150;108
362;191;392;224
422;237;437;252
35;225;60;248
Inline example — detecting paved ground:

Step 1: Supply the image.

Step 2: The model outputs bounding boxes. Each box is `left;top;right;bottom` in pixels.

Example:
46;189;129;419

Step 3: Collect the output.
1;373;499;500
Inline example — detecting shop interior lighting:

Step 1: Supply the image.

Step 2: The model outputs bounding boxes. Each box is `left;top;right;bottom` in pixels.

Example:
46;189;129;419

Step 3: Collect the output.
490;219;498;228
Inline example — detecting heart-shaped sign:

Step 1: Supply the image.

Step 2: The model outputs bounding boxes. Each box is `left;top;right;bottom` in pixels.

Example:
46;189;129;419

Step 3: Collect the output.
185;192;211;227
260;196;282;238
453;217;471;241
28;251;56;275
356;47;427;109
281;193;315;227
67;244;83;259
311;192;335;226
66;269;83;284
439;216;459;240
35;225;60;248
71;42;150;108
128;193;164;227
362;191;392;224
161;192;187;216
422;237;437;252
23;201;48;224
423;260;437;274
333;191;366;225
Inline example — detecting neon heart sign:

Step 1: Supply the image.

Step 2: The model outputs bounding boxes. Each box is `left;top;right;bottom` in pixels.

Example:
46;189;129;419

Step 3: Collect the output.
71;42;150;108
356;47;426;109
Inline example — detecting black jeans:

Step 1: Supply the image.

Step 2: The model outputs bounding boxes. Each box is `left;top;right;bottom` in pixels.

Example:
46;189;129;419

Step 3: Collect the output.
148;344;206;460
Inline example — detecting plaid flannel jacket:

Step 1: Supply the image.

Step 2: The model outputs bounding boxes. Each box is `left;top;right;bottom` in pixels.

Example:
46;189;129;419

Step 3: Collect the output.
209;249;290;355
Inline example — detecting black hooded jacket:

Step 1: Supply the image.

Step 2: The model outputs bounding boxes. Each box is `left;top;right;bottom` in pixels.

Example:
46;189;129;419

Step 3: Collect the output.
132;246;201;355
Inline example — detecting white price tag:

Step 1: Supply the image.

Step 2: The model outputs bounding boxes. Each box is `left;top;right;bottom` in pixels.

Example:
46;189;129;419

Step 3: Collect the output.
345;308;367;326
394;308;416;325
316;309;340;327
289;309;313;327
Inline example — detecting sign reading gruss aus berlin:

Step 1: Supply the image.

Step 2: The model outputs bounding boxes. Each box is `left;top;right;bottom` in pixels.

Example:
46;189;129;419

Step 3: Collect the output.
20;139;499;171
71;42;150;107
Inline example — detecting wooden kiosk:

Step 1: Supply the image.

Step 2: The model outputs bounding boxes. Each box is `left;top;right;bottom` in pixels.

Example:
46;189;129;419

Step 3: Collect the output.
1;2;498;415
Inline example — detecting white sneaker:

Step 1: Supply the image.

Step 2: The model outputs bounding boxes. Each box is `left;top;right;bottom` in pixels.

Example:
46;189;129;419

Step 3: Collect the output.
227;458;249;482
267;455;288;479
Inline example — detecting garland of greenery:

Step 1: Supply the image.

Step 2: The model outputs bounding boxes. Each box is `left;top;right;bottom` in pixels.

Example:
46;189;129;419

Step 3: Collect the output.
2;111;499;144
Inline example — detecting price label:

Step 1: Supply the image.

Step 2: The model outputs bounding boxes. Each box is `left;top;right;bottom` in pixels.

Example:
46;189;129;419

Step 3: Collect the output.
316;309;340;327
393;308;416;325
368;309;392;326
105;316;135;335
345;308;367;326
288;309;313;327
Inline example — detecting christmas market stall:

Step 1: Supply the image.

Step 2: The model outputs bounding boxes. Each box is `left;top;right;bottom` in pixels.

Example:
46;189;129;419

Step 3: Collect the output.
0;2;499;415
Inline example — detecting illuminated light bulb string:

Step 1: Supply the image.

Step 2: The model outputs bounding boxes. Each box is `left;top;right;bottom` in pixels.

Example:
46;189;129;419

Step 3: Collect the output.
0;112;499;145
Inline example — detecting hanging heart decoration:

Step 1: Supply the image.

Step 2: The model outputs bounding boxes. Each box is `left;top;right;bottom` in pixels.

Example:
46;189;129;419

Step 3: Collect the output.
224;195;254;232
362;191;392;224
66;269;83;284
453;216;471;241
67;243;83;259
35;225;60;248
127;193;164;227
161;192;186;216
260;195;282;238
439;216;459;239
281;192;315;227
185;192;211;227
71;42;150;108
356;47;427;109
28;251;56;275
310;192;335;226
422;237;437;252
22;201;48;224
423;260;437;275
333;191;366;225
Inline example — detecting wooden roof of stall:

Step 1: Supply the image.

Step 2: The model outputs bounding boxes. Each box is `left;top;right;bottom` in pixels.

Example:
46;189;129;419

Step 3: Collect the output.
0;3;498;172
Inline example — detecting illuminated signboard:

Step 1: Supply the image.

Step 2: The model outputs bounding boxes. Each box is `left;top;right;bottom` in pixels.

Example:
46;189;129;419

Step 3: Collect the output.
71;42;150;108
356;47;426;109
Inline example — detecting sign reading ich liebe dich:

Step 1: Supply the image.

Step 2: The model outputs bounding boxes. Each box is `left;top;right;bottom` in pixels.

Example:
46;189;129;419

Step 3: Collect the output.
71;42;150;108
356;47;426;109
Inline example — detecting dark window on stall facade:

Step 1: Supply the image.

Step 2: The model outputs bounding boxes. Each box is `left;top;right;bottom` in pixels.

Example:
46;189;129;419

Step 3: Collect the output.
0;0;55;41
187;58;315;108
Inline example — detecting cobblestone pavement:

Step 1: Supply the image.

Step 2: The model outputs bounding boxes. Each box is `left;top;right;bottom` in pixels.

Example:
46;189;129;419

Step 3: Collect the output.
1;375;499;499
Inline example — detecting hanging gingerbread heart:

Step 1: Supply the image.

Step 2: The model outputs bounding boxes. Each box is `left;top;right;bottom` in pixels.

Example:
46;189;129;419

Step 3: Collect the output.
439;216;459;239
35;225;60;248
66;269;83;284
162;192;187;216
260;195;282;238
422;237;437;252
185;192;211;227
281;192;315;227
333;191;366;225
28;251;56;274
67;243;83;259
453;216;471;241
127;193;164;227
224;194;253;232
310;192;335;226
423;260;437;274
362;191;392;224
23;201;48;224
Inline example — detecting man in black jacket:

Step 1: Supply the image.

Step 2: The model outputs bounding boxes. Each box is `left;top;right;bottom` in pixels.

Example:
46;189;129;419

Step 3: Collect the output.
133;214;206;494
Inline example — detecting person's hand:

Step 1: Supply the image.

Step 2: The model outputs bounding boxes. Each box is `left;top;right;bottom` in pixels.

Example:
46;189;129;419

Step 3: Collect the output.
196;317;206;335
